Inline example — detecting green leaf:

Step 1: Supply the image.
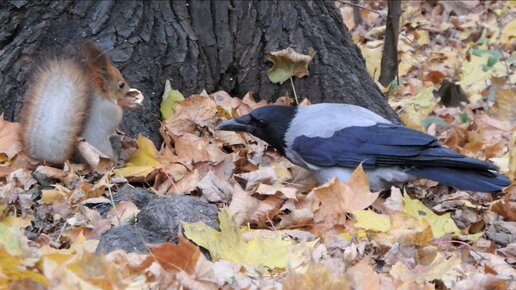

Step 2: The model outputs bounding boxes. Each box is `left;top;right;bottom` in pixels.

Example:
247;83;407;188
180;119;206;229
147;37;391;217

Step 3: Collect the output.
421;116;449;128
458;112;470;123
471;48;487;57
412;87;436;108
486;51;501;67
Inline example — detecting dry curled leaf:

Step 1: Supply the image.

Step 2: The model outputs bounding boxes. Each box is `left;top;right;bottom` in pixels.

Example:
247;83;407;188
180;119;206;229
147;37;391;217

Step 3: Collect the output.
266;47;316;84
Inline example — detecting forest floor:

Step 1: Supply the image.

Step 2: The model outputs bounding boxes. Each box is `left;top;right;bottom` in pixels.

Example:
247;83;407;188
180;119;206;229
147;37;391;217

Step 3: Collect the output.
0;1;514;289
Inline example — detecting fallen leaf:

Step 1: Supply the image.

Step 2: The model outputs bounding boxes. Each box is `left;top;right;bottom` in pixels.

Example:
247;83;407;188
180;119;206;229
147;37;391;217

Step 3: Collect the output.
453;273;511;290
490;188;516;221
234;166;276;191
0;115;21;161
282;263;351;290
403;194;462;238
165;95;218;137
500;19;516;49
358;41;383;80
347;258;381;290
114;134;162;181
353;210;390;232
313;165;380;228
183;208;300;269
197;171;233;203
140;237;200;274
374;212;433;246
229;184;282;226
0;247;48;287
390;253;461;288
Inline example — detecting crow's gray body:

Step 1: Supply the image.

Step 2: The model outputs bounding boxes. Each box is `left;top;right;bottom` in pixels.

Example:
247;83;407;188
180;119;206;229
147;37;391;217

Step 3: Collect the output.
283;104;414;190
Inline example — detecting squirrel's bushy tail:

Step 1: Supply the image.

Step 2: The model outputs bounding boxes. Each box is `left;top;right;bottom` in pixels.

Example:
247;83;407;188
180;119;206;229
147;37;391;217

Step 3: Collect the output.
20;59;90;164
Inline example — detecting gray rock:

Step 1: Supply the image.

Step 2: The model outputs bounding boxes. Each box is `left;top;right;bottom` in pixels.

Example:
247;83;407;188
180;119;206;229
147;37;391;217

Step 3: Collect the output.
96;194;219;254
96;224;164;254
136;194;219;243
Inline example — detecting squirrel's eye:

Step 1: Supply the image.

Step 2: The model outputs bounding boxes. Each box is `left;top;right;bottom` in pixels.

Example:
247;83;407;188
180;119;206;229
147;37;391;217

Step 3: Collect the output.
118;82;126;89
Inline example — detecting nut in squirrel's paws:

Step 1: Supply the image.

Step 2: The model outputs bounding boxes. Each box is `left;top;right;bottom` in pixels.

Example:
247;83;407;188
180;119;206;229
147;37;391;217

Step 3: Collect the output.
118;88;144;109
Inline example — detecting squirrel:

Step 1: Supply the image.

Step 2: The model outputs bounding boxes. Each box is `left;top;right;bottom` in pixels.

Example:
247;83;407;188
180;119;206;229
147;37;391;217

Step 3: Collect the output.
20;41;135;164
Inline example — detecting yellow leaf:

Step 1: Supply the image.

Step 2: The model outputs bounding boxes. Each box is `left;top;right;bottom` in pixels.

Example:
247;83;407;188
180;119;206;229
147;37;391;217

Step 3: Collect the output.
339;230;368;242
399;104;434;132
114;134;162;179
403;194;461;238
41;189;68;204
0;222;24;256
458;52;505;95
41;254;100;290
358;41;383;79
415;29;430;45
501;19;516;47
411;87;437;108
183;209;300;269
353;210;390;232
374;212;433;246
0;248;48;286
160;79;185;119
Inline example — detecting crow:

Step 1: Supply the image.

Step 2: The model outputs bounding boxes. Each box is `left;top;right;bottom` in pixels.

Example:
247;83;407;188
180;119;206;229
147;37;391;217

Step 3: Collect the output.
218;103;511;192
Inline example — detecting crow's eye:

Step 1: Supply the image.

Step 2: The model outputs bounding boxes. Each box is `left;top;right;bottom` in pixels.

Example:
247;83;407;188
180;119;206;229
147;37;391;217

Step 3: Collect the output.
257;119;265;125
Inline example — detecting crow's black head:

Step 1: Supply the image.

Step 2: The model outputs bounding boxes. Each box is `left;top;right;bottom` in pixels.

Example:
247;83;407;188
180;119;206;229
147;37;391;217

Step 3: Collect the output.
217;105;297;155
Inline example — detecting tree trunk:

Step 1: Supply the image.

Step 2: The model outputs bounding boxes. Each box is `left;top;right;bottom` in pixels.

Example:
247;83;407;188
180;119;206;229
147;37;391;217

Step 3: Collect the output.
0;0;399;145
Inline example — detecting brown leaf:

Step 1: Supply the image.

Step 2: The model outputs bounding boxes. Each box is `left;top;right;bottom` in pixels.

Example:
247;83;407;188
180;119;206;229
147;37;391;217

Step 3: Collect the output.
234;166;276;191
76;139;113;173
229;183;282;226
425;71;446;84
197;171;233;203
490;187;516;221
144;237;201;274
278;199;315;229
453;273;511;290
498;243;516;264
165;95;218;137
346;258;381;290
282;263;351;290
312;165;380;228
0;115;21;161
175;134;226;165
470;251;516;279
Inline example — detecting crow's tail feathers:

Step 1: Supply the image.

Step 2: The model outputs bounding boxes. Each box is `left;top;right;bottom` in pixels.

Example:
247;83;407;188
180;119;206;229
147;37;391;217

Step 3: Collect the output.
408;167;512;193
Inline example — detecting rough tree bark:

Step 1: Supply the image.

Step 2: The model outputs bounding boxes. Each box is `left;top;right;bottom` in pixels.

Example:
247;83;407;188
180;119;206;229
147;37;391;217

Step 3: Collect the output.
0;0;400;144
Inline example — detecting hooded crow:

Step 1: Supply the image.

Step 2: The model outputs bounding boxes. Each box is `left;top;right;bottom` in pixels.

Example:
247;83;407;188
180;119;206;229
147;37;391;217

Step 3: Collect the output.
217;103;511;192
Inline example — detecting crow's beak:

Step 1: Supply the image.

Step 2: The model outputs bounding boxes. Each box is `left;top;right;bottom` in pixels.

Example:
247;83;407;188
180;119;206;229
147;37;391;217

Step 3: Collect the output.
217;114;254;133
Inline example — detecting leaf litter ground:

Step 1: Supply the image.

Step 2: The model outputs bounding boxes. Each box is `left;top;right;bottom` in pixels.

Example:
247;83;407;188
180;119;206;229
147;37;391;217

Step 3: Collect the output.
0;1;515;289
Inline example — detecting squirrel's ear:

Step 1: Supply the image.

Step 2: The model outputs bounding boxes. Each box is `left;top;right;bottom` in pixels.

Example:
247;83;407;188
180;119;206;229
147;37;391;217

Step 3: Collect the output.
82;41;110;67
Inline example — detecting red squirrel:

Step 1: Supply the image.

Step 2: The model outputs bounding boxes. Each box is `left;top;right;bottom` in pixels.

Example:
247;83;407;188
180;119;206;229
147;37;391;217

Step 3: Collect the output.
20;41;137;164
